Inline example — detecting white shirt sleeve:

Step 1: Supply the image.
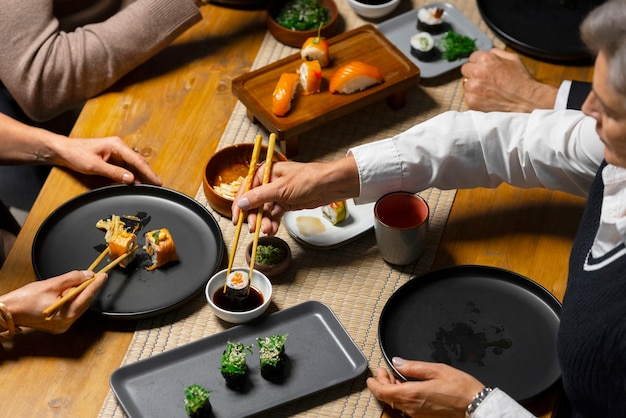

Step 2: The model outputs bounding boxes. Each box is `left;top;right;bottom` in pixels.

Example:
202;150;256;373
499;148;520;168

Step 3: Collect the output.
350;109;604;204
554;81;573;110
472;388;536;417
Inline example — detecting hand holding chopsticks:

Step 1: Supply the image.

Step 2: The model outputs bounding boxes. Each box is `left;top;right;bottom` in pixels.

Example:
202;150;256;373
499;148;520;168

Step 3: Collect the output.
42;245;138;320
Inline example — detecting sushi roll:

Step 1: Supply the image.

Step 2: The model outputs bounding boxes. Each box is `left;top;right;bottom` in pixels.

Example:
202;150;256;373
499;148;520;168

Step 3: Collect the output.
329;61;384;94
272;72;299;117
322;200;348;225
184;384;212;418
409;32;439;62
108;230;137;268
257;334;288;382
220;341;252;391
301;36;330;67
299;60;322;95
417;7;447;34
224;270;250;304
143;227;178;270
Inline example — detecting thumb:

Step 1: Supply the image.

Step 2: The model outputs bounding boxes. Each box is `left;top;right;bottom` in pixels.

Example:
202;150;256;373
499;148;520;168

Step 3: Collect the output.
392;357;438;380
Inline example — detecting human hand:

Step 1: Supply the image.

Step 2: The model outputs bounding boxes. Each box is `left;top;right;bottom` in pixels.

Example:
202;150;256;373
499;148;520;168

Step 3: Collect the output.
54;136;162;185
0;270;108;334
232;157;360;236
366;358;484;418
460;48;558;113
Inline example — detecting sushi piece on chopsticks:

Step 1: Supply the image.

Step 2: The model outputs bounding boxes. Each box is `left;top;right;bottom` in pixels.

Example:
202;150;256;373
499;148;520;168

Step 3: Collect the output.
96;215;138;268
329;61;384;94
143;228;178;270
301;36;330;67
257;334;288;382
272;72;299;116
184;384;212;418
224;270;250;304
299;59;322;95
220;341;252;391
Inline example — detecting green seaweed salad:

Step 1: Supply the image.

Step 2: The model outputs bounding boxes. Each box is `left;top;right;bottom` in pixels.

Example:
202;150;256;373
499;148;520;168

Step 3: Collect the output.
255;244;284;265
275;0;330;31
439;30;478;61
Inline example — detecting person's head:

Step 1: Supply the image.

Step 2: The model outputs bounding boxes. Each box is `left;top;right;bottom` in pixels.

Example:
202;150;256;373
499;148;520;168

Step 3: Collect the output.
580;0;626;168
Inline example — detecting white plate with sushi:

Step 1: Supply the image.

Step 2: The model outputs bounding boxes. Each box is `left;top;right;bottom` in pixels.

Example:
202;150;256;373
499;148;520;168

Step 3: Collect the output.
377;2;493;78
283;199;375;249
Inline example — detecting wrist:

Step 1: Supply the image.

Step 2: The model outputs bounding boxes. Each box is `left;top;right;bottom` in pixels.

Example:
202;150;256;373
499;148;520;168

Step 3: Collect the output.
465;387;493;417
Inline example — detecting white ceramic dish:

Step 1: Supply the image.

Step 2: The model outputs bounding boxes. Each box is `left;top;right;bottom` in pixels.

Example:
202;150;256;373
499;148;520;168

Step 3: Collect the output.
348;0;401;19
377;2;493;78
283;199;375;249
205;267;272;324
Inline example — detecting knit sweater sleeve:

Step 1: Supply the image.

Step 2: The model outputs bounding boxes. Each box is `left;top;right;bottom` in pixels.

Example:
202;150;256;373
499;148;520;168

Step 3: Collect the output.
0;0;201;121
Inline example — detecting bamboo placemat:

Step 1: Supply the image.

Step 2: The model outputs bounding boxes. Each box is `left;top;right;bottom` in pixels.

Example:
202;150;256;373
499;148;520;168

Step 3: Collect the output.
99;1;502;416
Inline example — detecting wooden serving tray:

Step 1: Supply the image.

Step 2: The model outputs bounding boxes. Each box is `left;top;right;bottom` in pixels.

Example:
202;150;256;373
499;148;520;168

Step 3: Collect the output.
232;24;421;156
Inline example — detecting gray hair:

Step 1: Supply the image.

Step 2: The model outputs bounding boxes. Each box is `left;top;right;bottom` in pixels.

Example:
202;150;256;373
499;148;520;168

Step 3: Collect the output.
581;0;626;99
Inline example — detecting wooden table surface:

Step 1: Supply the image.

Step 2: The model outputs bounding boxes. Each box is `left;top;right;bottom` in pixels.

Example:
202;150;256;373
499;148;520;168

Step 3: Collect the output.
0;3;593;417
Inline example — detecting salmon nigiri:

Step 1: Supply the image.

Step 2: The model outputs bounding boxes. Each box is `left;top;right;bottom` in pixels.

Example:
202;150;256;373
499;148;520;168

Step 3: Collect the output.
329;61;384;94
299;60;322;95
272;72;299;116
301;36;330;68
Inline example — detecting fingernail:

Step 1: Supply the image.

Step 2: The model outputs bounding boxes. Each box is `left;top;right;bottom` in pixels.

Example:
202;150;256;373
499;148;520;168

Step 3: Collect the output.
121;173;132;184
392;357;406;367
238;197;250;211
82;270;95;278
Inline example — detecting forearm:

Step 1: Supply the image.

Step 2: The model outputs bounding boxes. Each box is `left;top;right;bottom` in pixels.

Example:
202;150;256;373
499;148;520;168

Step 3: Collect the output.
0;113;61;164
0;0;201;121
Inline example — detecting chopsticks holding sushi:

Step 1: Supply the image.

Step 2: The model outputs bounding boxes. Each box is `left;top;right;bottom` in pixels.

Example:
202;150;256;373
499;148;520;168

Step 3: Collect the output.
224;134;264;292
41;245;138;320
246;133;277;293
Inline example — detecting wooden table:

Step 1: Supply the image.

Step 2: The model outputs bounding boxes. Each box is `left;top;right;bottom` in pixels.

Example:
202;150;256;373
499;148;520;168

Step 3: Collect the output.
0;3;593;417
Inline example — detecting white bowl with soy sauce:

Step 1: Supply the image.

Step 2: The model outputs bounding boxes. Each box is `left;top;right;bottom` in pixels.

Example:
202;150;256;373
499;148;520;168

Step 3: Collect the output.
205;268;272;324
348;0;400;19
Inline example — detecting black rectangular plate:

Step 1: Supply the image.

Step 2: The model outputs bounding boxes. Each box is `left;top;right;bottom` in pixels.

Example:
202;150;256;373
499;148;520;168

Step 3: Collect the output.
110;301;367;417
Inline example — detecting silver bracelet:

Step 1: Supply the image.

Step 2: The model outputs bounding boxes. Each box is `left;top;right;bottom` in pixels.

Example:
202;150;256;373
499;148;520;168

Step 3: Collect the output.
465;387;493;417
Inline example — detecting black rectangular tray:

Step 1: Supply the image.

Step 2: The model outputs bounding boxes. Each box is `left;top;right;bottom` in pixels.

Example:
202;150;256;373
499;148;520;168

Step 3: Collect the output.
110;301;368;417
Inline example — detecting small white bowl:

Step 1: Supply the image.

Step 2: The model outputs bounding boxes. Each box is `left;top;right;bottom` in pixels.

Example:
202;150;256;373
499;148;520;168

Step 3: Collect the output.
348;0;401;19
205;268;272;324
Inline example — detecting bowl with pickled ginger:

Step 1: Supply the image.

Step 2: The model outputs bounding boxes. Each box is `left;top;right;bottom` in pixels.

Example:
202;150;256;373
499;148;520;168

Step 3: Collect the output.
203;143;287;218
267;0;341;47
205;267;273;323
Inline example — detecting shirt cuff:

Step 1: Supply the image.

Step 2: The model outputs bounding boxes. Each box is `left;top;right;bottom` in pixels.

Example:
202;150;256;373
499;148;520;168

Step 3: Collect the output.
472;388;536;418
554;80;572;110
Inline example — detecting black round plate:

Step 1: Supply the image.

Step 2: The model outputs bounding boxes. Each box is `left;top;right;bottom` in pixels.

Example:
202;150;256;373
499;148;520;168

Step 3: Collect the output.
32;185;224;320
477;0;602;62
379;265;562;402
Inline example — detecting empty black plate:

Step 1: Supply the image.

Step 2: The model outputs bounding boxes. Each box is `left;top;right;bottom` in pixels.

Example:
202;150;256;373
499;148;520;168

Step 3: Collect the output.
379;265;562;402
477;0;603;62
32;184;224;320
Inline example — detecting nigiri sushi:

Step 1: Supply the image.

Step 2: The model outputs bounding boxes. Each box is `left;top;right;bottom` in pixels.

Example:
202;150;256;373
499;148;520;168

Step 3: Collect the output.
299;60;322;95
329;61;384;94
301;36;330;67
272;72;299;116
143;228;178;270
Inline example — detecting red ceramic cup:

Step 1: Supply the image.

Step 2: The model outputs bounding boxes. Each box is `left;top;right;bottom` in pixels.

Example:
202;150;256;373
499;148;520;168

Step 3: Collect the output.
374;192;429;265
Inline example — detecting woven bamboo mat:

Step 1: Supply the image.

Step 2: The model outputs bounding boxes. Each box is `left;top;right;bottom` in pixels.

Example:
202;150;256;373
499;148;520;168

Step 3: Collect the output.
99;1;503;416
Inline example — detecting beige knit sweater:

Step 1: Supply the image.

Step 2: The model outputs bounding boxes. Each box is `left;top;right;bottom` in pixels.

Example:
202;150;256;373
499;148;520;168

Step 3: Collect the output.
0;0;201;121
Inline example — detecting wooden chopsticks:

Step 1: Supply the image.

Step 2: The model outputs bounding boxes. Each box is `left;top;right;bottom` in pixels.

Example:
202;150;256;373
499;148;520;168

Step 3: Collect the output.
224;134;264;292
42;245;138;320
247;133;277;291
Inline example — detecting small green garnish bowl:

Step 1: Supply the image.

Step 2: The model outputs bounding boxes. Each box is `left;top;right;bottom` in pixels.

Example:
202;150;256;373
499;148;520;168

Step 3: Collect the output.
246;236;292;277
267;0;341;47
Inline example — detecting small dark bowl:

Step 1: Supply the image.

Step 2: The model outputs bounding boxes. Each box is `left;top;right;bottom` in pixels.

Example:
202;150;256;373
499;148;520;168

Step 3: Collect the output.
203;143;287;218
246;236;292;277
267;0;341;48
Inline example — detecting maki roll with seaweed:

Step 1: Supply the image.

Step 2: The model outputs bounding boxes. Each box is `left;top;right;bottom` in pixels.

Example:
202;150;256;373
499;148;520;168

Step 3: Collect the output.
220;341;252;390
417;7;447;34
224;270;250;305
410;32;439;62
257;334;288;382
184;384;212;418
322;200;348;225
